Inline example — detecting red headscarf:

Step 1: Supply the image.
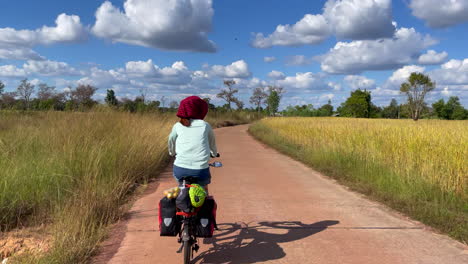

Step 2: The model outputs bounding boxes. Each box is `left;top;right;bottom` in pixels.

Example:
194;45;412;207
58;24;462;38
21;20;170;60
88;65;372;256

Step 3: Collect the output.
177;96;208;120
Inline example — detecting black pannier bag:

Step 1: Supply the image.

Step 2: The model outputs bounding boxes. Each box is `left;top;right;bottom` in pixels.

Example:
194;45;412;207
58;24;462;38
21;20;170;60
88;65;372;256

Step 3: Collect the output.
195;196;217;238
158;197;181;236
176;186;192;213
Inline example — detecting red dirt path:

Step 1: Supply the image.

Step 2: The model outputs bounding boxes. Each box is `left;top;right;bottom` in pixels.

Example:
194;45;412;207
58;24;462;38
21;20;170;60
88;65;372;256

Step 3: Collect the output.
93;125;467;264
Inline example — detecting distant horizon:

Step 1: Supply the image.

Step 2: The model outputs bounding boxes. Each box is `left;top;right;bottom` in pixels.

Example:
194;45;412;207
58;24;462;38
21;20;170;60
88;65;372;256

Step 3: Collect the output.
1;0;467;108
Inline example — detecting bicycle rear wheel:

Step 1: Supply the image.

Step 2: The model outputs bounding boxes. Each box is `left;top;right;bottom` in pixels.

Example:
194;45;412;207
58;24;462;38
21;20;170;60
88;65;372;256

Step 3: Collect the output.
183;240;192;264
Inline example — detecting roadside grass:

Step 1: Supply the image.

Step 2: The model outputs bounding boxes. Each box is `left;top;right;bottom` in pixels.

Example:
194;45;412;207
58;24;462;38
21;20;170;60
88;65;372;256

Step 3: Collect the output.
0;110;257;263
249;117;467;243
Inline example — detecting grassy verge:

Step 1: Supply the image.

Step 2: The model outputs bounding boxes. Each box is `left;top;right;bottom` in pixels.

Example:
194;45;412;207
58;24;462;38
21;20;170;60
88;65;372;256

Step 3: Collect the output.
0;110;257;263
249;118;467;243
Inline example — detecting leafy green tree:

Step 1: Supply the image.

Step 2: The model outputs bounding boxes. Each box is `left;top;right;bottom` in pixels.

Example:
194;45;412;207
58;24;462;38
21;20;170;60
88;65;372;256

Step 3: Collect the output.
135;96;148;112
266;86;283;116
121;98;137;112
432;99;446;119
400;73;435;121
370;104;383;118
105;89;118;106
382;99;400;119
337;89;372;118
452;105;468;120
147;100;161;111
318;100;334;116
267;90;279;116
433;97;468;120
445;97;463;120
283;104;314;117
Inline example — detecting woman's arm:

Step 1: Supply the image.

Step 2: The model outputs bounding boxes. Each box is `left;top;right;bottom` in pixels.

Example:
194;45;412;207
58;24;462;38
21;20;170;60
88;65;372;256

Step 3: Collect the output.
168;125;178;156
208;125;218;156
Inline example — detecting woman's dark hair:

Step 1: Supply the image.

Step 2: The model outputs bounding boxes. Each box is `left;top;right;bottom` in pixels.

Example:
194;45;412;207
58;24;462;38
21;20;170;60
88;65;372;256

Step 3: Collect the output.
180;118;191;127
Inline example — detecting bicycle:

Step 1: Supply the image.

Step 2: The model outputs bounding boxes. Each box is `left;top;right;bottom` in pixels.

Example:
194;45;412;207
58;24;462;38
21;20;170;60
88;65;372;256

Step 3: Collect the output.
175;159;221;264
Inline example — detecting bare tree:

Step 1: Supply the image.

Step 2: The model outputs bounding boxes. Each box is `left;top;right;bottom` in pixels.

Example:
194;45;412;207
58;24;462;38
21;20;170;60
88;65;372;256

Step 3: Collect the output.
0;81;4;95
249;86;268;113
160;96;167;108
37;83;56;101
71;84;98;107
0;81;4;109
400;72;435;121
16;79;35;109
169;100;179;109
139;87;148;103
233;98;244;110
217;80;241;111
1;92;16;108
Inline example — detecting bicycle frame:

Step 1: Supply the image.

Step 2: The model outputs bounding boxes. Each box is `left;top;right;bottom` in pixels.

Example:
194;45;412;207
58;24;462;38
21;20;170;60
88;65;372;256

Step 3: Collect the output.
175;160;221;263
176;180;200;263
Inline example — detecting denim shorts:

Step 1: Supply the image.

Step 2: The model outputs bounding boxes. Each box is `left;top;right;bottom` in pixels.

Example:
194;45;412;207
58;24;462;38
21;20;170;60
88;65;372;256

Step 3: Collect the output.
173;165;211;186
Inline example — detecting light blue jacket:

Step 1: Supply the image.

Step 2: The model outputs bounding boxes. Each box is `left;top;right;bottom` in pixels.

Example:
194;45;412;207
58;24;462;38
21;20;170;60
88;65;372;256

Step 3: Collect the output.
168;119;218;170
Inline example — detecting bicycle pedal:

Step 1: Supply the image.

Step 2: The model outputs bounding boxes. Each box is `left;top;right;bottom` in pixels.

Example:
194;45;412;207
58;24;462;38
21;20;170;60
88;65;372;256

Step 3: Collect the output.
193;244;200;253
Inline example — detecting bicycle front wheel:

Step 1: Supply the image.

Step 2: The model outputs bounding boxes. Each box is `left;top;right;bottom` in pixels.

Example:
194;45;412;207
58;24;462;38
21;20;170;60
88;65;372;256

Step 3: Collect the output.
183;240;192;264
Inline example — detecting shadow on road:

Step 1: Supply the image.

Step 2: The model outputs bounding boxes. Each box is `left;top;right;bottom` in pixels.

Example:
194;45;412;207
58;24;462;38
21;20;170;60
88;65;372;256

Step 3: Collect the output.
192;220;339;264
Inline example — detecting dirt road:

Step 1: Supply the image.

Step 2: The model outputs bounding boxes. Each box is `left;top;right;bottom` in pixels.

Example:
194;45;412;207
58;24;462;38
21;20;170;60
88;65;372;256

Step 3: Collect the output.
93;125;467;264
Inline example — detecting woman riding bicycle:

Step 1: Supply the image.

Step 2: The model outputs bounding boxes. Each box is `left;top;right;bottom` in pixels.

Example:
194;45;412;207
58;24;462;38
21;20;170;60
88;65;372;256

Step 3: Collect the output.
168;96;219;191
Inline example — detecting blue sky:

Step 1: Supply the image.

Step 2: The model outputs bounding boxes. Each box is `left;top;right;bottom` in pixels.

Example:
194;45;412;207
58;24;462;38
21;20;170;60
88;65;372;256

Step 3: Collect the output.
0;0;467;108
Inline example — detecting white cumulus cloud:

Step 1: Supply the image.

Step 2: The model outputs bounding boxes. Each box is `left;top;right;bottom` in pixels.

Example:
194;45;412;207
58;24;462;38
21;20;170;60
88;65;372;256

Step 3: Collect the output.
276;72;329;90
320;27;436;74
251;14;330;48
344;75;376;89
268;70;286;80
0;13;87;61
92;0;216;52
264;56;277;63
286;55;314;66
210;60;251;79
388;65;426;84
409;0;468;28
0;65;26;77
323;0;395;40
430;59;468;85
418;50;448;65
23;60;82;76
251;0;395;48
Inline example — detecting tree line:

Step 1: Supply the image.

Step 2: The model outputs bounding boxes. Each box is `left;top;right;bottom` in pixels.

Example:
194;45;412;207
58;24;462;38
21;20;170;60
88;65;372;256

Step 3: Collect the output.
0;79;285;115
281;73;467;120
1;73;466;120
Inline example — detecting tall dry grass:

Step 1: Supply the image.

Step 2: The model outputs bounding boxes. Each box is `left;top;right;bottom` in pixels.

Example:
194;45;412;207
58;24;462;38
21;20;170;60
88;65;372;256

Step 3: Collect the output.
249;117;467;242
1;111;173;262
0;110;258;263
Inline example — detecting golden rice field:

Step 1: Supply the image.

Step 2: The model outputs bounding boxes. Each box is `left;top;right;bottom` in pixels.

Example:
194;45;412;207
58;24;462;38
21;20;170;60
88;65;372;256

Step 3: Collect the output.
249;117;467;242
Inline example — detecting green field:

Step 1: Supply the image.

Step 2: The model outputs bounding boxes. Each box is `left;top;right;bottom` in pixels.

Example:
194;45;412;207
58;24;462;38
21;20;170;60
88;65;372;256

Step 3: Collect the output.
249;117;467;242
